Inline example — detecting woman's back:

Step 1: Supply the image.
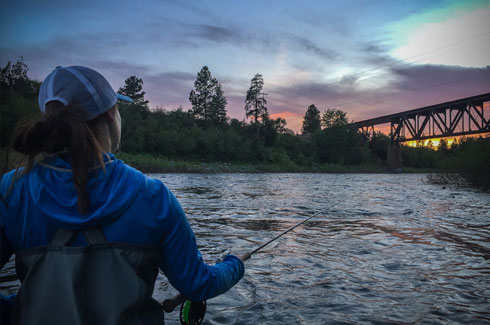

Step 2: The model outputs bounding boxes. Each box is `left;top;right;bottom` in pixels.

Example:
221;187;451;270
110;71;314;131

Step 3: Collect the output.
0;66;245;324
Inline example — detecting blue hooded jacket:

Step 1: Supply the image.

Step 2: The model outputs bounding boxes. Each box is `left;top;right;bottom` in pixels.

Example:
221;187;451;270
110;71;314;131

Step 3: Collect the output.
0;153;244;304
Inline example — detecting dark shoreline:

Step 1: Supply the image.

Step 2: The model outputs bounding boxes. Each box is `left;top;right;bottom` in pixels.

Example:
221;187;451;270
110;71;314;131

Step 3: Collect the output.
117;152;440;174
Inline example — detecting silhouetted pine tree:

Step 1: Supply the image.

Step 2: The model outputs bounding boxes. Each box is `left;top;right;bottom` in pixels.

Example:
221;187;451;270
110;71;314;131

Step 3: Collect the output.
244;73;267;140
301;104;321;135
189;66;227;125
118;76;149;107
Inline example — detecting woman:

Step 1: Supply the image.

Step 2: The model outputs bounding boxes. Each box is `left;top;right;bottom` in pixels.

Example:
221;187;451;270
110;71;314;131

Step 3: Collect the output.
0;66;245;324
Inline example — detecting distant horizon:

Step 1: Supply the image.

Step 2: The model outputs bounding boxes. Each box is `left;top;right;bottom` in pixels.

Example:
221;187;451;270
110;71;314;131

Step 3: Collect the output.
1;0;489;133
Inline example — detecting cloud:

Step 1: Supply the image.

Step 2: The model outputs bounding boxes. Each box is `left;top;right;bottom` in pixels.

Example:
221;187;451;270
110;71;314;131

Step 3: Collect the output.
390;64;490;91
270;111;300;120
259;63;490;131
161;19;257;49
168;20;340;64
282;3;353;37
0;29;145;75
284;33;338;60
143;71;196;109
390;3;490;67
194;25;243;44
3;0;488;135
163;22;245;48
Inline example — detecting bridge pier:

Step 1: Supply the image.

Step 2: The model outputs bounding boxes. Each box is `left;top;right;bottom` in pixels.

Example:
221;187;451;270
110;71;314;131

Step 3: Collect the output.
387;143;402;172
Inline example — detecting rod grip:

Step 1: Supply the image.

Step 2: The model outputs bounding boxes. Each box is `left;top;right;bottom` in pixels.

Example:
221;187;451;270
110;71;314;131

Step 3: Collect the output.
240;251;251;262
162;252;250;312
162;293;186;313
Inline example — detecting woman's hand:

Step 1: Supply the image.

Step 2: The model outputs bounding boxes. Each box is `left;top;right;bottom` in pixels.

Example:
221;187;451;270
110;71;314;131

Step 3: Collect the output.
239;252;251;262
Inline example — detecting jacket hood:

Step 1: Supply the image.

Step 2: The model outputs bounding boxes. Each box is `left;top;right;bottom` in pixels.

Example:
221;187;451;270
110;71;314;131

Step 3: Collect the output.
30;153;144;229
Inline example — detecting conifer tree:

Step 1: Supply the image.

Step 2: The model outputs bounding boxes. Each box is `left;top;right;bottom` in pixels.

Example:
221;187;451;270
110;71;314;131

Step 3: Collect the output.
302;104;321;135
189;66;227;124
118;76;149;107
244;74;268;139
209;82;227;124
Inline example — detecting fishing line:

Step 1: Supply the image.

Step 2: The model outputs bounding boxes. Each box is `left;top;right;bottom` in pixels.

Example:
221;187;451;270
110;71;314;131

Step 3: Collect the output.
248;199;343;256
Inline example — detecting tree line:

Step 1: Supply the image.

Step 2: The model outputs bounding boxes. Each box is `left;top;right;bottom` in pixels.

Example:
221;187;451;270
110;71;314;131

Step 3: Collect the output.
114;65;372;166
1;58;489;189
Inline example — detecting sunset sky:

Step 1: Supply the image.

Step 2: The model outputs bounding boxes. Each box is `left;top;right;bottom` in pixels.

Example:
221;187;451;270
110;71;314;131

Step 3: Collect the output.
1;0;489;133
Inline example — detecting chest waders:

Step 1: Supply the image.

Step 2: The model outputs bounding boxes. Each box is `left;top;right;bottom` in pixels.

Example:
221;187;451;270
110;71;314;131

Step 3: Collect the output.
10;228;164;325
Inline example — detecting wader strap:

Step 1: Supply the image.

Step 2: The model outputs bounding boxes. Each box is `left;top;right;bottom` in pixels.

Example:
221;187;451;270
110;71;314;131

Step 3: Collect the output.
50;228;107;246
51;229;77;246
82;228;107;245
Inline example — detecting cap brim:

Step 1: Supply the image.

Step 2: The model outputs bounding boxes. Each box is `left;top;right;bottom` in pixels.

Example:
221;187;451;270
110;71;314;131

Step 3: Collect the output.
117;93;134;103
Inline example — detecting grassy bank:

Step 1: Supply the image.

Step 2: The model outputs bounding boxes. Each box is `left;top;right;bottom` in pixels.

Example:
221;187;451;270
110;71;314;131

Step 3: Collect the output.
116;152;435;174
0;150;450;174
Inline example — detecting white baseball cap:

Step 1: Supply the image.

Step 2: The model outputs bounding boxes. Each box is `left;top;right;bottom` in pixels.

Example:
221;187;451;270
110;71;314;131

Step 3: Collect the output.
38;66;133;119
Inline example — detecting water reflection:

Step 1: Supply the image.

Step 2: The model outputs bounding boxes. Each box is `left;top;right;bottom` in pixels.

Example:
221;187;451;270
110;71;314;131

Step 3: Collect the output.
2;173;490;324
157;173;490;324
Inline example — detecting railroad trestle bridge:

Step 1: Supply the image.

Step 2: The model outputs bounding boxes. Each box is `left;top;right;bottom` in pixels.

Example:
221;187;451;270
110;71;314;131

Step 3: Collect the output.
352;92;490;169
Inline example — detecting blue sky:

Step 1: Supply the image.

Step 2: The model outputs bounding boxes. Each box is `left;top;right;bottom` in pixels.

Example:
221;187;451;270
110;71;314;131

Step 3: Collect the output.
1;0;489;132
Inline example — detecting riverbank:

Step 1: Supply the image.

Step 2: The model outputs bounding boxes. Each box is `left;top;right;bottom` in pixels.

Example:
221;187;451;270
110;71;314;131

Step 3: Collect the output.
0;150;444;174
116;152;439;174
0;150;448;174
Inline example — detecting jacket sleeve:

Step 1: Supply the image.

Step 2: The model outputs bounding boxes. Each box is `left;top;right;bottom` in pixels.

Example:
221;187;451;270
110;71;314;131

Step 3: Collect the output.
157;183;244;302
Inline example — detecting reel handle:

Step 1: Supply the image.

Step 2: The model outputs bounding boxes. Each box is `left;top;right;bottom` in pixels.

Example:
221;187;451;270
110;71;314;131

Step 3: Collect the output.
162;294;186;313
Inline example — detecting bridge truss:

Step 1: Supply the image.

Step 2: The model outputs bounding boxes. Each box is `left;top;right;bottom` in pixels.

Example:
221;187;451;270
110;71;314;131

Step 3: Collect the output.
355;93;490;143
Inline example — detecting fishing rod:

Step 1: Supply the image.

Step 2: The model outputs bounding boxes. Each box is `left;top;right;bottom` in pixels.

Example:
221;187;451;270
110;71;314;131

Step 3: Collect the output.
162;199;344;323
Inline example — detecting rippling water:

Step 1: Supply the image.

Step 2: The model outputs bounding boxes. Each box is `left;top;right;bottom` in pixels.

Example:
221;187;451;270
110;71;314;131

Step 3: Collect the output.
2;174;490;324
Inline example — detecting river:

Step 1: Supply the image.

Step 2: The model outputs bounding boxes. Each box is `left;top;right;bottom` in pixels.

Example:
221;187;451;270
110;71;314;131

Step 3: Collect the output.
1;173;490;324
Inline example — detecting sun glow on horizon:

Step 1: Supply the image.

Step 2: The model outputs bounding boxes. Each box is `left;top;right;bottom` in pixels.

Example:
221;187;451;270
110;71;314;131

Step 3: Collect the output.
269;112;303;134
404;138;456;150
404;133;490;149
